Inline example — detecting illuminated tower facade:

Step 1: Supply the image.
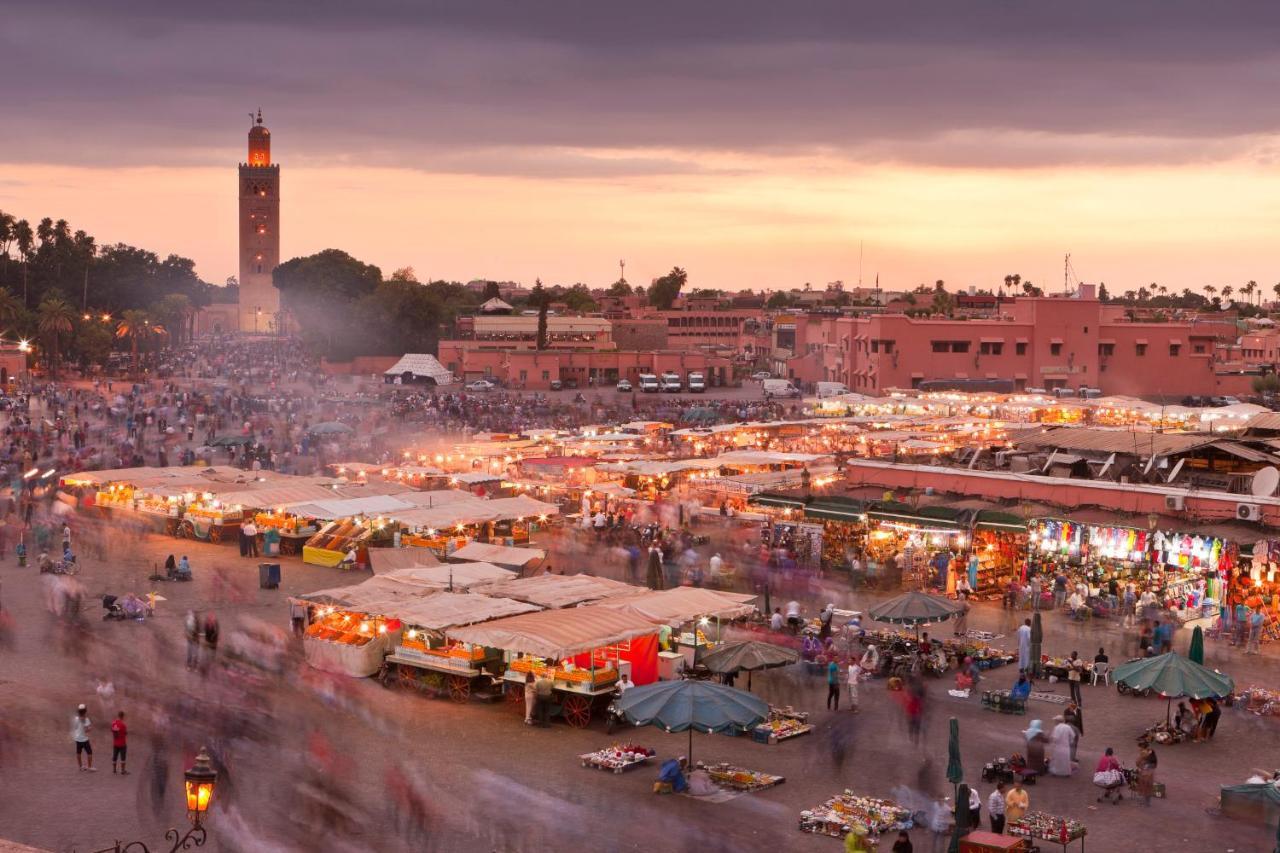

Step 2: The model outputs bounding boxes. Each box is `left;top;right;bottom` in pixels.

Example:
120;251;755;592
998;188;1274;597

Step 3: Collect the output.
238;110;281;333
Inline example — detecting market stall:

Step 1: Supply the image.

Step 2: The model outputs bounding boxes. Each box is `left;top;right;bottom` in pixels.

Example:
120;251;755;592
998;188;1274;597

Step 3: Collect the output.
446;541;545;571
798;791;913;841
970;510;1030;594
381;592;541;700
448;605;660;728
1007;812;1086;852
470;573;638;609
597;587;759;671
303;609;397;677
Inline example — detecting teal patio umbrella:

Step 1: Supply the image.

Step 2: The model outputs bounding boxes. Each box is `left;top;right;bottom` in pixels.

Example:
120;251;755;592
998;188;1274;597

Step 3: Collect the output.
614;680;769;765
949;782;973;853
307;421;353;436
946;717;963;796
1030;611;1044;679
1113;652;1234;725
209;433;250;447
1189;625;1205;665
699;640;799;691
868;591;964;638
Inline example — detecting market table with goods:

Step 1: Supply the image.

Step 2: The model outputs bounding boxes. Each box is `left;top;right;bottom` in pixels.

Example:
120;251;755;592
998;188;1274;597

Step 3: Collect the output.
579;744;655;774
703;763;784;792
1007;812;1086;851
799;791;913;840
753;706;812;744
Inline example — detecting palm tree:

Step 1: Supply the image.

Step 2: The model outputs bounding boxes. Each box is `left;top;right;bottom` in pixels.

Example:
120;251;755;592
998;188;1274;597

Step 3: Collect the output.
1272;282;1280;306
1137;286;1150;302
154;293;192;347
36;295;75;378
1223;285;1234;305
116;309;155;376
1204;285;1217;300
0;287;22;326
1243;281;1257;306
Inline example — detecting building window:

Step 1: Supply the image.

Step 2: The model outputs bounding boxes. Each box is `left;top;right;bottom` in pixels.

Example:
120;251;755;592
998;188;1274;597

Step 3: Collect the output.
1050;343;1062;356
1015;342;1027;356
1098;343;1114;357
882;340;895;354
542;370;550;380
979;342;1003;355
1169;344;1181;356
931;341;949;353
870;341;879;353
952;341;971;353
1136;343;1147;356
1193;343;1206;354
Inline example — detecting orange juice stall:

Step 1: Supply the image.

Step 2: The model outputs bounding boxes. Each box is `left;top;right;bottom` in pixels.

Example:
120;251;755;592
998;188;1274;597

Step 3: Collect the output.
380;593;542;701
448;605;660;728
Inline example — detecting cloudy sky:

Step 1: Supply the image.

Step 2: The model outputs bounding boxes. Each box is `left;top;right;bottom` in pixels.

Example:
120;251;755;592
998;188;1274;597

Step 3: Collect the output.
4;1;1280;292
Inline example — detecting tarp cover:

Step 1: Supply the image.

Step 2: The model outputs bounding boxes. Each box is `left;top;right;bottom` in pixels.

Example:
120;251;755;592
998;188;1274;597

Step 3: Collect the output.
446;604;658;659
379;592;540;631
597;587;757;624
450;541;545;567
470;573;637;608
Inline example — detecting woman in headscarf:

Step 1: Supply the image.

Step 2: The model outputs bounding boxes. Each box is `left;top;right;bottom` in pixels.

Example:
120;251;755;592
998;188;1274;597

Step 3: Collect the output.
1048;715;1077;776
1023;719;1049;776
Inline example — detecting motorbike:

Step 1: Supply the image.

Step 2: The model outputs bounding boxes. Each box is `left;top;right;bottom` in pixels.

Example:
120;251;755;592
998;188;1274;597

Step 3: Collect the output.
40;558;78;576
604;685;630;734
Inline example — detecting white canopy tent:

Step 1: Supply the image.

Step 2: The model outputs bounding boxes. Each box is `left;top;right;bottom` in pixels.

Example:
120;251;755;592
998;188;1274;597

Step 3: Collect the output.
469;573;637;608
384;353;455;385
449;541;545;568
447;605;658;659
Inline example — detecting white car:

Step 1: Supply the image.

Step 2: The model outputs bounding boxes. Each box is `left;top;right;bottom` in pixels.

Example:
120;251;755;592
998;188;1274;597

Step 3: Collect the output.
466;379;496;392
616;379;632;392
751;371;772;381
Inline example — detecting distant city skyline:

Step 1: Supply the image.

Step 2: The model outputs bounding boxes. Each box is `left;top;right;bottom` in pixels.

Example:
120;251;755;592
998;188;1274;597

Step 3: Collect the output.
5;2;1280;293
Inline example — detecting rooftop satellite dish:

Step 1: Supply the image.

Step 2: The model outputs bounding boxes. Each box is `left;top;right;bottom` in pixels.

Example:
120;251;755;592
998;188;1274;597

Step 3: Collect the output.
1251;466;1279;498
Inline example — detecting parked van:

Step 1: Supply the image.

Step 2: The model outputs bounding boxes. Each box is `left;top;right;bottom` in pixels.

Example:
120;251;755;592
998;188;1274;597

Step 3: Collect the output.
638;374;661;393
1052;387;1077;398
687;372;706;393
762;378;801;399
1079;386;1102;399
816;381;849;398
660;372;683;393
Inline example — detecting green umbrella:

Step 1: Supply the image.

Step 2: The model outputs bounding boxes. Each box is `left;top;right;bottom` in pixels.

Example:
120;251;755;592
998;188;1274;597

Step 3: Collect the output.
307;421;353;436
1113;651;1234;725
209;433;251;447
868;591;964;638
949;782;972;853
946;717;963;794
699;640;799;691
1189;625;1205;665
614;680;769;765
1030;611;1043;680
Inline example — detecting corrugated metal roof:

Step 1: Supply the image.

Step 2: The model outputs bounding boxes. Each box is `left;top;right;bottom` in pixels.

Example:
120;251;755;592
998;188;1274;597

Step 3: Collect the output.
1244;412;1280;432
1015;427;1217;456
1209;441;1280;464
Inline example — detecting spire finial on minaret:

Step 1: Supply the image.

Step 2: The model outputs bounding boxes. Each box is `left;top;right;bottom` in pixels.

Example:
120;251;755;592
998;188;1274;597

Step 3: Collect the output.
256;108;263;125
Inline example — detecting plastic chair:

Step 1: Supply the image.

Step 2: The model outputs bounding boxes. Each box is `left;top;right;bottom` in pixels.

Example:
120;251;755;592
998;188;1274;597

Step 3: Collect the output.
1091;661;1110;686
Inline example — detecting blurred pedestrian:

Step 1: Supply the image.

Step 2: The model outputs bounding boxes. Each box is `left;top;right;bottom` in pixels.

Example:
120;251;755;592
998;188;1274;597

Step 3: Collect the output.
110;711;128;774
202;613;219;671
72;703;95;771
184;610;200;670
826;659;840;710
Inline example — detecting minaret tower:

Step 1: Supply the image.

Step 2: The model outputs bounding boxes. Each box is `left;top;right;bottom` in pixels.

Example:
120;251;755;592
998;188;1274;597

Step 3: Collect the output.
238;109;281;333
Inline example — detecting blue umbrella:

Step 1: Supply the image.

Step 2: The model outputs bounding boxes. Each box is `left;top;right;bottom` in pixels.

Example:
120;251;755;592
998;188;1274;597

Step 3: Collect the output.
614;680;769;764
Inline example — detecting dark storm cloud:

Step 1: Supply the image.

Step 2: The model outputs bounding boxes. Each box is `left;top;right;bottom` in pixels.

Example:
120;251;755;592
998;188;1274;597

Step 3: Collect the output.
6;1;1280;173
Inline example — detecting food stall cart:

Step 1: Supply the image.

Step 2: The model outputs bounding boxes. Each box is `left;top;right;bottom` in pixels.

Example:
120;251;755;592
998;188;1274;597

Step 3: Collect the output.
380;593;541;700
302;608;397;677
595;586;759;668
448;605;660;728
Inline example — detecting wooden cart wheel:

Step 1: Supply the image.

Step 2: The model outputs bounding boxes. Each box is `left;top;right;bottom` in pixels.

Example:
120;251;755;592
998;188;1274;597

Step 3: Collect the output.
507;682;526;713
209;526;222;544
562;694;592;728
448;675;471;703
395;665;418;691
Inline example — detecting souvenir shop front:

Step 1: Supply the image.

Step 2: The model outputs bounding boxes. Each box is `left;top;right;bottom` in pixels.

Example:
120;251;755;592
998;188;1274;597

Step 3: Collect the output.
860;502;970;590
1226;540;1280;645
969;510;1029;594
1030;518;1230;620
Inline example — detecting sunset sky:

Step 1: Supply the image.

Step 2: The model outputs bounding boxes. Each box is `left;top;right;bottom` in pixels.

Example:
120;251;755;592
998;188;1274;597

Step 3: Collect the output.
4;1;1280;293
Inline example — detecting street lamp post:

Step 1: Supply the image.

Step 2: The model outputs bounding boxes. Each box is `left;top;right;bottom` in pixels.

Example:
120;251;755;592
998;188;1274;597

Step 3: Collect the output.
82;746;218;853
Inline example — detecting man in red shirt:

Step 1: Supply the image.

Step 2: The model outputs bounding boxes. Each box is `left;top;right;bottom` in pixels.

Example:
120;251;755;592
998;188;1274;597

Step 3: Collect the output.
110;711;128;774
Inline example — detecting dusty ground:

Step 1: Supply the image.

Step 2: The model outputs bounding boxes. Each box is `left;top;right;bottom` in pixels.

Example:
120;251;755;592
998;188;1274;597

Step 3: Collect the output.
0;513;1276;853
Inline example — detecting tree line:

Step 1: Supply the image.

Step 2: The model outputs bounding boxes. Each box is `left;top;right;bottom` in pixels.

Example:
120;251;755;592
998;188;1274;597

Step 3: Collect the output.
0;209;226;374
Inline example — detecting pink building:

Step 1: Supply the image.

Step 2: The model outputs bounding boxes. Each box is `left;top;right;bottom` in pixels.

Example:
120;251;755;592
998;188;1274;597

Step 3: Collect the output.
830;286;1245;397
